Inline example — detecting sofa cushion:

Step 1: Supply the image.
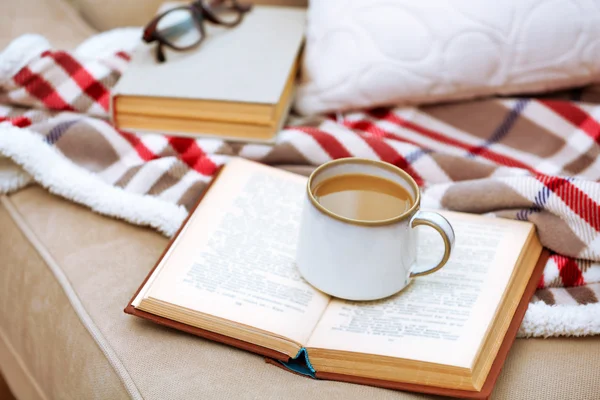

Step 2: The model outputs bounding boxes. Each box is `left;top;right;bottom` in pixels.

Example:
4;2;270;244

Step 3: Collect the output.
1;185;600;399
1;0;95;50
295;0;600;115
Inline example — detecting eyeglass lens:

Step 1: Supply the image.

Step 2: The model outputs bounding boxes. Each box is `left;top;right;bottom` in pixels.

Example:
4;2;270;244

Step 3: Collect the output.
157;9;203;48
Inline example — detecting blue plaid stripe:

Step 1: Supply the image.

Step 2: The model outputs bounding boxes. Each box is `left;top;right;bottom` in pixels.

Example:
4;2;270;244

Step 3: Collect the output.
516;176;575;220
45;119;79;144
405;148;433;164
468;99;529;158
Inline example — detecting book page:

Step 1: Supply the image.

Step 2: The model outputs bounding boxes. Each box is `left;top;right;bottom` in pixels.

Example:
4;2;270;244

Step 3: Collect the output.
307;212;533;367
146;158;330;345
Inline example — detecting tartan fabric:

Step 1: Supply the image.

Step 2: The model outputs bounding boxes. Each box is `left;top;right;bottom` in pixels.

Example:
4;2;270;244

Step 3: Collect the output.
1;42;599;315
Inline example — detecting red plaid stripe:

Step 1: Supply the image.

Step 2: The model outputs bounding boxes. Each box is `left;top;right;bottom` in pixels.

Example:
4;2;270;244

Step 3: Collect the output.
553;254;585;287
343;118;424;148
117;132;218;176
295;125;424;185
168;137;217;176
536;175;600;232
119;130;159;161
0;116;32;128
48;51;111;111
361;135;424;186
13;66;74;111
4;48;130;115
296;126;353;159
541;100;600;145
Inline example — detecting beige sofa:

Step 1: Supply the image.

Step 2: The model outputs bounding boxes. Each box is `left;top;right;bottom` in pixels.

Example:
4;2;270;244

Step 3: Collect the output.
1;1;599;399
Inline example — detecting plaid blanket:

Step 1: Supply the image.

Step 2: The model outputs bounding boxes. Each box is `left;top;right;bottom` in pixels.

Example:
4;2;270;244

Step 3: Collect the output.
1;34;599;337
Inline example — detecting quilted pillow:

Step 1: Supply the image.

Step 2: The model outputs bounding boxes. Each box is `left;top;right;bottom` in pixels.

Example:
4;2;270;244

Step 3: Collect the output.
294;0;600;115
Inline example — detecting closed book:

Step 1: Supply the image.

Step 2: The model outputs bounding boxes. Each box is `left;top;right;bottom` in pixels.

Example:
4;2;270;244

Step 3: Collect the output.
111;5;306;142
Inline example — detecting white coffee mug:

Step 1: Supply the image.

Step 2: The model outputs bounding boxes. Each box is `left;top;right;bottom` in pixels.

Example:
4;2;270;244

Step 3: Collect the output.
296;158;455;301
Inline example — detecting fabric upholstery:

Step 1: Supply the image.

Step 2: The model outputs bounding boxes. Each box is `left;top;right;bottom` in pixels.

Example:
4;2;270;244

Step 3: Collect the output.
0;326;43;400
0;194;129;400
1;185;599;399
72;0;166;31
72;0;306;32
0;0;95;50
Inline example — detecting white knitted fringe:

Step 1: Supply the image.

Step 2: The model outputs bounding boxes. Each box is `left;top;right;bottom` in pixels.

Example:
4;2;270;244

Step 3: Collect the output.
518;302;600;337
0;123;187;236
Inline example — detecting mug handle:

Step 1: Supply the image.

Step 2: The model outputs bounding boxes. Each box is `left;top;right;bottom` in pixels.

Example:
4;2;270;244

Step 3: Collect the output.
409;211;456;278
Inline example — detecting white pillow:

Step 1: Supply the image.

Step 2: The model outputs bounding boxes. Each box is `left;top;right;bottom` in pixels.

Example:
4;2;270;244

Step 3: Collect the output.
295;0;600;115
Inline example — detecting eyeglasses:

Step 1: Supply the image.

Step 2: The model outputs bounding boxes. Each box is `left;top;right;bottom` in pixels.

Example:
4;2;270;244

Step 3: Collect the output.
143;0;252;63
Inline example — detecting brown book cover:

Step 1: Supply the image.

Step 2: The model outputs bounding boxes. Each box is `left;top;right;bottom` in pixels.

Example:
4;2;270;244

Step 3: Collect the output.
124;166;548;399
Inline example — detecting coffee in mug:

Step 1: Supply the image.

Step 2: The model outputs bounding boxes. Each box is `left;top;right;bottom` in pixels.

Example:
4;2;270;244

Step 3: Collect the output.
313;173;414;222
296;158;455;301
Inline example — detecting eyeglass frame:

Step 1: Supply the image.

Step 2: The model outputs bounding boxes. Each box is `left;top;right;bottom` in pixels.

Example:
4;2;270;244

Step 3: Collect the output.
142;0;252;62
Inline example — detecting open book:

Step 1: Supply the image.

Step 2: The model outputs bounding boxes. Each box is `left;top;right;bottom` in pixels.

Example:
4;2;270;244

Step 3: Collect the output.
126;158;545;399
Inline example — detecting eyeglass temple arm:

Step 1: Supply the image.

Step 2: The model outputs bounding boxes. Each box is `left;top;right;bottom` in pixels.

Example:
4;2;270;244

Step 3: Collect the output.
155;43;167;63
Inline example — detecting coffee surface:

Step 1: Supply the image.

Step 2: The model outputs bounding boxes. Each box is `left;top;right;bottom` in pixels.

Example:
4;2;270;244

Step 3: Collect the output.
313;173;413;221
